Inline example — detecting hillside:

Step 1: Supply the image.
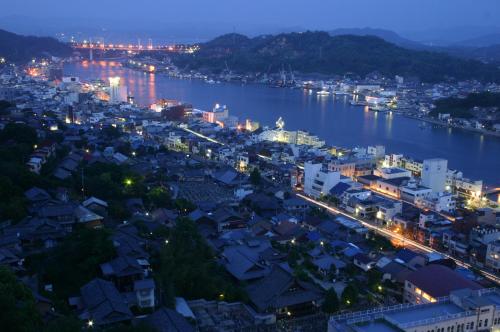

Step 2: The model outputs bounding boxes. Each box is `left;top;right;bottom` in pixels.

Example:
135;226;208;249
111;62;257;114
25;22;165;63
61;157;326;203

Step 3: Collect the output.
329;28;427;50
0;28;72;63
172;31;500;83
443;44;500;65
430;92;500;119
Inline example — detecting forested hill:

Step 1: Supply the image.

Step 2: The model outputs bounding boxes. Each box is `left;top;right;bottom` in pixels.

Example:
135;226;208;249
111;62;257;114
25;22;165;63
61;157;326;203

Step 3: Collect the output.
172;31;500;83
0;28;72;63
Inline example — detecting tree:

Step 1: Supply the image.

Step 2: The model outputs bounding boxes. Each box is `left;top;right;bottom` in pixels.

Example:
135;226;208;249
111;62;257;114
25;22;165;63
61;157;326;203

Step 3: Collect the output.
328;264;337;278
156;218;246;304
27;228;116;300
322;288;340;313
0;123;37;146
174;198;196;214
43;316;82;332
367;269;383;292
0;266;41;332
249;167;261;186
147;187;172;208
341;283;359;307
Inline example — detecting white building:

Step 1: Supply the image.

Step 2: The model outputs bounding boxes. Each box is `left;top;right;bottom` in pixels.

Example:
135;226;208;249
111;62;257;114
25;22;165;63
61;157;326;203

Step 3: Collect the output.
133;279;155;308
376;200;403;225
374;167;412;180
421;158;447;193
304;162;340;198
258;118;325;148
329;288;500;332
367;145;385;159
108;76;127;103
400;179;432;203
486;240;500;272
415;192;456;213
202;103;229;124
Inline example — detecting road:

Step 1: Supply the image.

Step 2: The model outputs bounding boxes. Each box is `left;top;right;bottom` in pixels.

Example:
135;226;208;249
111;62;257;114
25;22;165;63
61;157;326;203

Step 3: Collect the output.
296;193;500;285
179;124;499;285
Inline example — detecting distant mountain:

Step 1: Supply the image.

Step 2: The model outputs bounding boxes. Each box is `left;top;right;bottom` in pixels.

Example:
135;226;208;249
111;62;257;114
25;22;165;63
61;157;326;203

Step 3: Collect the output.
0;28;72;63
329;28;427;50
404;26;500;47
443;44;500;64
172;31;500;83
452;33;500;48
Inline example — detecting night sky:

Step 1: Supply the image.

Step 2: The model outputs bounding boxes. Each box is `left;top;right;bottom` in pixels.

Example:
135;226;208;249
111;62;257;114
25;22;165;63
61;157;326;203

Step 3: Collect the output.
1;0;499;42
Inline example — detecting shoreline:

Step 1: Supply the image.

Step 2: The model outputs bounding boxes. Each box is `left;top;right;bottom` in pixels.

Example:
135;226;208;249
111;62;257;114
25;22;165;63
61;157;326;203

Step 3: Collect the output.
73;60;500;140
403;114;500;138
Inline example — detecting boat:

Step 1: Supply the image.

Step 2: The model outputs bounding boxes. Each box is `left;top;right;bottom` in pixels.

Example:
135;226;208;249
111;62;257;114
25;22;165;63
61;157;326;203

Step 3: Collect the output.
316;90;330;96
368;104;389;112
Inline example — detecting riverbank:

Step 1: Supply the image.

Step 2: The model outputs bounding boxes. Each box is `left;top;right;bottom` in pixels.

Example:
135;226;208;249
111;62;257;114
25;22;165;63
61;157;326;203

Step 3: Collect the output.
63;60;500;184
404;114;500;138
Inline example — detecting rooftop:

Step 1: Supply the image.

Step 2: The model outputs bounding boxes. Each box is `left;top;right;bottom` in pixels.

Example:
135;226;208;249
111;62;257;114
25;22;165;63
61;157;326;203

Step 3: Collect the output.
330;288;500;332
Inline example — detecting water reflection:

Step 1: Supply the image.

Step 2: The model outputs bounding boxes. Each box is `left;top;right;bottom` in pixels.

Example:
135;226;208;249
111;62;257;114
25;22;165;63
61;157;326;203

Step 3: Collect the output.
64;61;500;185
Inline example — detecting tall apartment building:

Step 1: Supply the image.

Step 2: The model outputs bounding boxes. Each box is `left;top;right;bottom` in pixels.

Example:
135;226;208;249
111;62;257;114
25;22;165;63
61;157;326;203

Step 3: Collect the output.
421;158;448;193
108;76;127;103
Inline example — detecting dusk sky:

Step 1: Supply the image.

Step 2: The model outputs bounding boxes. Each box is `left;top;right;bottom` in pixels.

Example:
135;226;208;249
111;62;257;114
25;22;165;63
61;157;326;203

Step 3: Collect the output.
1;0;500;42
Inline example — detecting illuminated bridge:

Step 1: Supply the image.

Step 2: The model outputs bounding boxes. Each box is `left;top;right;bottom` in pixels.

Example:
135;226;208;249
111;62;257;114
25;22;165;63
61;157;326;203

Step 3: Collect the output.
71;42;199;53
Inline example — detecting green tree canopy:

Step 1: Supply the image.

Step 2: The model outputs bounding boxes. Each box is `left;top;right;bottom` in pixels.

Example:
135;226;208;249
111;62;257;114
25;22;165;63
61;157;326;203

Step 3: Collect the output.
27;228;116;300
341;283;359;307
156;218;246;304
250;167;261;186
322;288;340;313
0;266;41;332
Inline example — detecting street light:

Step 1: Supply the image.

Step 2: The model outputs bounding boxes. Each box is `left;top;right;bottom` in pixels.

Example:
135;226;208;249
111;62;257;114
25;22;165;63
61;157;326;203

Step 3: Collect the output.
87;320;94;328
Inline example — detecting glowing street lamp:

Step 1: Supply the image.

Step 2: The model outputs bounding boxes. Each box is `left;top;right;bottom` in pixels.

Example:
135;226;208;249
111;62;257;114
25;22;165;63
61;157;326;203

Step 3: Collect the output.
124;178;133;186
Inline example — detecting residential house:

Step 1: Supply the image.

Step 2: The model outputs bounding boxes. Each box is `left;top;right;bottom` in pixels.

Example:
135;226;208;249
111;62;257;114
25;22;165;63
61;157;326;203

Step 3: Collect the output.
142;307;194;332
246;265;324;318
133;278;156;309
404;264;482;304
73;278;133;326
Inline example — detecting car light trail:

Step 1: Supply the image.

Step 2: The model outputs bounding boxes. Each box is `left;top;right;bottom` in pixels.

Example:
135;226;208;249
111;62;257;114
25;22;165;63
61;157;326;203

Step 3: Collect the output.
297;193;500;285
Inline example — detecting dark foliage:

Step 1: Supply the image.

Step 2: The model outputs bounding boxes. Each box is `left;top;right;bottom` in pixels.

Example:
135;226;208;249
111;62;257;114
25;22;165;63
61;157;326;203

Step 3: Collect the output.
172;32;500;82
156;218;246;304
0;29;72;63
26;228;116;301
430;92;500;119
0;266;41;332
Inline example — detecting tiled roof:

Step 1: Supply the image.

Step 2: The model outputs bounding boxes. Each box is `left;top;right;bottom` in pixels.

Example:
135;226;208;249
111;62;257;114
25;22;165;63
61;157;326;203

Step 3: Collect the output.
406;265;482;298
